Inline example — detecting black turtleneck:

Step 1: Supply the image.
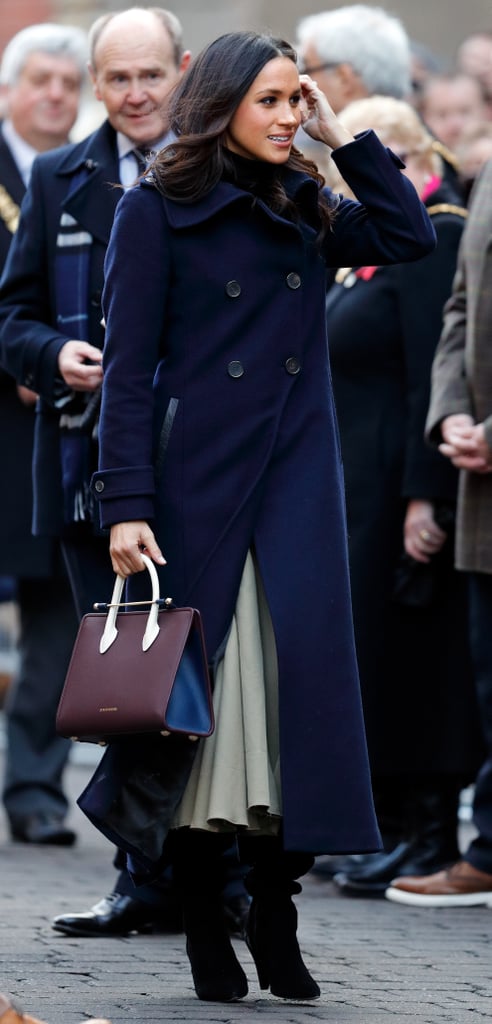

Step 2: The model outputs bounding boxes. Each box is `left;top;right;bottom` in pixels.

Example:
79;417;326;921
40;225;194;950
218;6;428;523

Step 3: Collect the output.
221;147;278;198
220;147;323;238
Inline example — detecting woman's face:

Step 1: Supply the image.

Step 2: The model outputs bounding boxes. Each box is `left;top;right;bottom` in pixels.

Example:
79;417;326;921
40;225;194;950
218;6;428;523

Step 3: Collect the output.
224;56;302;163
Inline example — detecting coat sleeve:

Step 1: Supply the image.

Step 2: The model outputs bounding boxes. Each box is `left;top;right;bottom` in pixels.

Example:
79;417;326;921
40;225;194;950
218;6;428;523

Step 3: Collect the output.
425;164;492;451
91;183;171;528
395;212;465;500
323;130;436;268
424;257;470;448
0;157;69;402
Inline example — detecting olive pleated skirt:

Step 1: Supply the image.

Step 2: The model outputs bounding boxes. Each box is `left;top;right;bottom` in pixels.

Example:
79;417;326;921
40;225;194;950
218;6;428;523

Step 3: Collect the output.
173;551;282;835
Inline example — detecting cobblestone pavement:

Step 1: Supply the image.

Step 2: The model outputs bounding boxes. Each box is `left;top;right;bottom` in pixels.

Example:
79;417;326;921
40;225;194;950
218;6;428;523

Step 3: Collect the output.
0;753;491;1024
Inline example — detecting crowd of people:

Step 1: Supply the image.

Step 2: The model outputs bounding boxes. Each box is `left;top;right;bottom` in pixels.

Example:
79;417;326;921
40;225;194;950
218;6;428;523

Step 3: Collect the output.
1;0;492;1009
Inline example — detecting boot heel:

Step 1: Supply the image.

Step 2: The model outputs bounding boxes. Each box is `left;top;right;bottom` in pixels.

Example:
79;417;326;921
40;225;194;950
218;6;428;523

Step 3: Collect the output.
246;895;320;1001
246;898;270;989
245;934;270;990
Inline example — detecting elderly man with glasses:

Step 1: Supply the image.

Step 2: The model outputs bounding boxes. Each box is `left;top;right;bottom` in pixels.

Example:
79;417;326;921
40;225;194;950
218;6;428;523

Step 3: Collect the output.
296;4;411;113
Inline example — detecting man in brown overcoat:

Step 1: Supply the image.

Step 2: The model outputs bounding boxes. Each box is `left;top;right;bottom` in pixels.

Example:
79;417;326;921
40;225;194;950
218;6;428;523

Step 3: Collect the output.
386;158;492;906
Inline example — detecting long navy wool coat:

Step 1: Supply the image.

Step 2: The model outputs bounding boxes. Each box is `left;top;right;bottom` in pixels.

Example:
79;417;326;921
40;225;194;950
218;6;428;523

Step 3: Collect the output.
92;130;435;856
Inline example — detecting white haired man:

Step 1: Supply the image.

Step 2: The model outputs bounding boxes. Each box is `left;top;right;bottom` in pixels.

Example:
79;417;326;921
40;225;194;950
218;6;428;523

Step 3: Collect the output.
296;4;411;113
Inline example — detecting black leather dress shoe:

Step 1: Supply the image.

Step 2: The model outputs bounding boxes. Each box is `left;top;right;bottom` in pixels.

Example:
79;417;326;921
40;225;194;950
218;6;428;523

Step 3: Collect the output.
53;890;251;939
52;893;180;937
10;813;76;846
310;853;382;878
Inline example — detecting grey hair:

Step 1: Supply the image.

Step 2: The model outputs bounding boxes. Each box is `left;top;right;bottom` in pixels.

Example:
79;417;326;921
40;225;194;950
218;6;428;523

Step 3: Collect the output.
0;22;88;86
297;5;411;100
89;7;185;71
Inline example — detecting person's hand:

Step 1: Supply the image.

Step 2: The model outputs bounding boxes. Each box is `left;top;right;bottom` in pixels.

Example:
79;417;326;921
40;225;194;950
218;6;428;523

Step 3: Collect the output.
439;414;492;473
404;499;447;564
16;384;38;406
109;521;166;577
58;340;103;391
440;413;474;446
299;75;354;149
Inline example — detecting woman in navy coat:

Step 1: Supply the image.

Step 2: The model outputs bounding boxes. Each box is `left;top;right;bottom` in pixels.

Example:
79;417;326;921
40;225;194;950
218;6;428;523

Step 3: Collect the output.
91;32;435;1004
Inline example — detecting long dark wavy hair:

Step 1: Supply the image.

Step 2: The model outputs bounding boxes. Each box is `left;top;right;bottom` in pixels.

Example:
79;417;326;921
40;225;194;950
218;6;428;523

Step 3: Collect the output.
151;31;334;233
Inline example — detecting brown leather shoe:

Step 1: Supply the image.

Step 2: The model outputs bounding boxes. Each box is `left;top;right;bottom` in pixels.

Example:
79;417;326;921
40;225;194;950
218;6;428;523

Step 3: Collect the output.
385;860;492;907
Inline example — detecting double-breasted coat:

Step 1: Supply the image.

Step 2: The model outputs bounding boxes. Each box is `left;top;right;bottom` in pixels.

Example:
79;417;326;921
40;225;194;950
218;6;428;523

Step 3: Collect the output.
326;179;482;778
0;119;121;540
426;161;492;574
91;130;435;857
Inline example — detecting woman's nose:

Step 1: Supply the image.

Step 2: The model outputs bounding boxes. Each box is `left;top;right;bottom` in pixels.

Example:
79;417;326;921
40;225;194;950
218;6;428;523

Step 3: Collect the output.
278;104;297;124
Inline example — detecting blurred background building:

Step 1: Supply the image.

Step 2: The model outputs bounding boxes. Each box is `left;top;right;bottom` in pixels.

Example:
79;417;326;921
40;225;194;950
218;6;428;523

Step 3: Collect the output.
1;0;491;67
2;0;491;138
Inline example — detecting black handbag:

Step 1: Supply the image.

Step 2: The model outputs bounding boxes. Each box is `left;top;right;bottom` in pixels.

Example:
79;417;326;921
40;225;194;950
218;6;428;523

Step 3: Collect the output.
56;554;214;744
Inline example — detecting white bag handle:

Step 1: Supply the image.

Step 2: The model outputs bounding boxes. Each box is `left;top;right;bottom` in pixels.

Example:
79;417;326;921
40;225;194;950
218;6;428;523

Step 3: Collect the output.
99;553;161;654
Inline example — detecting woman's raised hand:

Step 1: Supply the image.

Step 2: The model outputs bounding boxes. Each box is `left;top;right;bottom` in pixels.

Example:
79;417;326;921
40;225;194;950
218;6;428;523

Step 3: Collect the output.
299;74;354;150
109;521;166;577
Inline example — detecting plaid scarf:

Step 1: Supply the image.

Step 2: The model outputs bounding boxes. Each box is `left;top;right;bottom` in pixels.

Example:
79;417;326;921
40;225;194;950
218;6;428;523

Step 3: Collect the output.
55;166;100;525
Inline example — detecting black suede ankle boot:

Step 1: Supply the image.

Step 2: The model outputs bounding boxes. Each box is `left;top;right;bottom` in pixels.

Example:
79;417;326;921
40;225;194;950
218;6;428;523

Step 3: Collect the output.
171;829;248;1002
241;837;320;1000
183;906;248;1002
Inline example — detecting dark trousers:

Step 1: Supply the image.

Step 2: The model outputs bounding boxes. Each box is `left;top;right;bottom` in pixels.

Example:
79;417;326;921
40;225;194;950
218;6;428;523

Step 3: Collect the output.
61;532;114;621
466;572;492;873
114;842;247;906
2;569;78;821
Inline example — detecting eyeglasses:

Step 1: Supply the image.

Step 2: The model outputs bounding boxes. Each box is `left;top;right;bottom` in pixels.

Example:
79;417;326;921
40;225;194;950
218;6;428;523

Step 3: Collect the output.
298;60;340;76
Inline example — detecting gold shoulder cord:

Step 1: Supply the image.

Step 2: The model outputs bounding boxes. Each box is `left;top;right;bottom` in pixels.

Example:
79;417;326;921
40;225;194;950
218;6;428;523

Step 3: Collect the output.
0;184;20;234
333;202;468;286
426;202;468;219
431;139;460;171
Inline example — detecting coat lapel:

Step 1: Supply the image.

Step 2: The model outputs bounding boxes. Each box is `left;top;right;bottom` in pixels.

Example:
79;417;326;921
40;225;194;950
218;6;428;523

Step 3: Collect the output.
56;121;121;244
159;167;320;231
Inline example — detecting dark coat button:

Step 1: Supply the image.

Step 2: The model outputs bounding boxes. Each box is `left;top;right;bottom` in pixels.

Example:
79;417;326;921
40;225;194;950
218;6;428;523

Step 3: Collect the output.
285;357;301;375
286;272;301;289
228;360;244;378
94;480;105;493
90;290;102;307
225;280;241;298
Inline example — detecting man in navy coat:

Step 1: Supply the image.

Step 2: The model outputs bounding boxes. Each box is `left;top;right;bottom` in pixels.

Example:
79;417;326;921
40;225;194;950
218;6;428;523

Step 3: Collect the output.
0;22;89;847
0;6;237;939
